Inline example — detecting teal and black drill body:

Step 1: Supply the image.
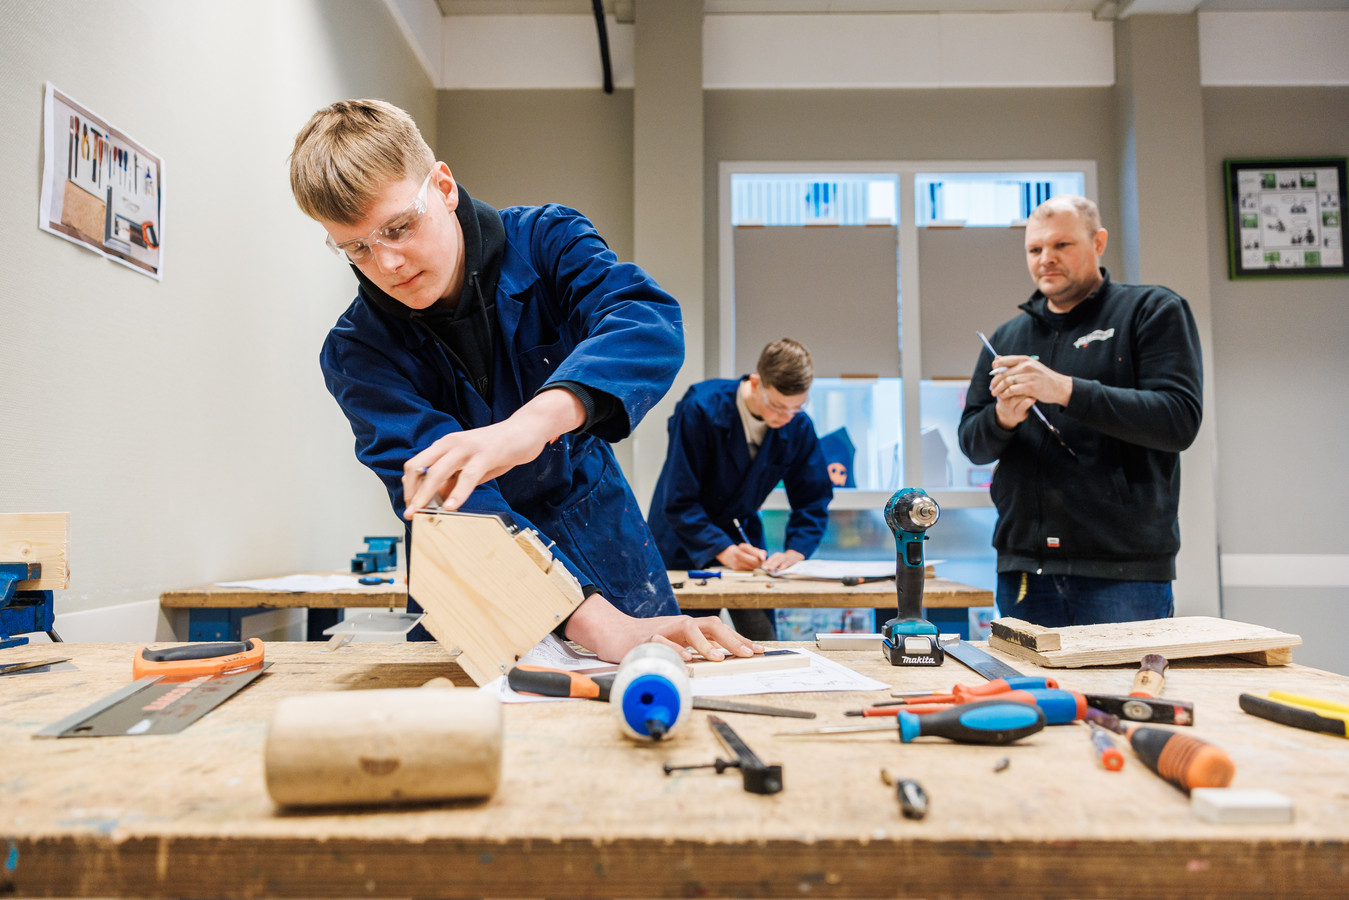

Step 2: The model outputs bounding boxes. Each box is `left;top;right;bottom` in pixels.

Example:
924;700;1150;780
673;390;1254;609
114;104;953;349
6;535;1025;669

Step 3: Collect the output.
880;488;942;664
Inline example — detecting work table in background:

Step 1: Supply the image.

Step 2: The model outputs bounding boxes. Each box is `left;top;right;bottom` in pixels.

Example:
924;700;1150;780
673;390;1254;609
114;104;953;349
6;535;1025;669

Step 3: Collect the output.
672;569;990;610
160;570;994;641
2;641;1346;899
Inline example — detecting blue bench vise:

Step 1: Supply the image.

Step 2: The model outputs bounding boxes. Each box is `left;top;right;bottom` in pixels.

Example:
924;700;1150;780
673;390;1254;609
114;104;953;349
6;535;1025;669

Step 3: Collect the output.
0;562;61;650
351;536;401;574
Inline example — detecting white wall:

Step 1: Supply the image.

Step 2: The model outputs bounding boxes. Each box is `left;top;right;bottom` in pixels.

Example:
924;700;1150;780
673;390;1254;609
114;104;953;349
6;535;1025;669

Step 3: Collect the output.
0;0;435;630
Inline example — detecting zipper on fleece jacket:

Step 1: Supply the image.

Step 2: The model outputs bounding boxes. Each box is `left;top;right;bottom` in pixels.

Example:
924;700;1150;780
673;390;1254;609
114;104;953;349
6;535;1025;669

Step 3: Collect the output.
1031;326;1069;574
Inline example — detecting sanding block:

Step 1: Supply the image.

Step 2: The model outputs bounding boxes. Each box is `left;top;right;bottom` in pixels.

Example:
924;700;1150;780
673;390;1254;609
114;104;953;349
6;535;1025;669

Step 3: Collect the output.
1191;788;1294;824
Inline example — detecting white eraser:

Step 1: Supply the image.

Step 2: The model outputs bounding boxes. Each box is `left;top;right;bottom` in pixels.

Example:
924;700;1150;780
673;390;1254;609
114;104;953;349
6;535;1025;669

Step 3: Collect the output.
815;633;883;651
1191;788;1294;824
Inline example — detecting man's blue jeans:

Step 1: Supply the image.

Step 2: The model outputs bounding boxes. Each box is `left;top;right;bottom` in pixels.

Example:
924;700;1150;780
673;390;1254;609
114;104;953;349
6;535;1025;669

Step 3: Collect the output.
996;571;1174;628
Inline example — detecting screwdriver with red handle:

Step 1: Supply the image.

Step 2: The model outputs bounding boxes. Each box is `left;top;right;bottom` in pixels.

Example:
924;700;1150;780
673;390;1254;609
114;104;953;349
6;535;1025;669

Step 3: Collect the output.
890;675;1060;705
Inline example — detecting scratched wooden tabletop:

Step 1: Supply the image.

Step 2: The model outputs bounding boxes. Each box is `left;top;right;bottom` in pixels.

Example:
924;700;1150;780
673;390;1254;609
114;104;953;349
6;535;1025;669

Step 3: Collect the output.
1;640;1346;899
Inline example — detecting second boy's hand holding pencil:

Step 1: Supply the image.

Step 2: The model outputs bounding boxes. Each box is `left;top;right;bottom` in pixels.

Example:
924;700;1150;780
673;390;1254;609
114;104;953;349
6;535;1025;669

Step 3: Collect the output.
718;517;767;572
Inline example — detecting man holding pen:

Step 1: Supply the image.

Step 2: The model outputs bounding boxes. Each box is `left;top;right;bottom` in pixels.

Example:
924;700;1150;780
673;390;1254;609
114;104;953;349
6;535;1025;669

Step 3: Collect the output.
648;339;834;639
958;196;1203;627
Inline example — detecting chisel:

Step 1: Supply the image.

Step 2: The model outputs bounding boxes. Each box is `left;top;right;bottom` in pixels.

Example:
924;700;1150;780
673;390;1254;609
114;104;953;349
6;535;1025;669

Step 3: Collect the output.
0;657;71;677
507;665;815;718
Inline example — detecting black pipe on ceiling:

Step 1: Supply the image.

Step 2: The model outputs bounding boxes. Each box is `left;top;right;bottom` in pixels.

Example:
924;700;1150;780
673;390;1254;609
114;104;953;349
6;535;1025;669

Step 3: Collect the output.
591;0;614;94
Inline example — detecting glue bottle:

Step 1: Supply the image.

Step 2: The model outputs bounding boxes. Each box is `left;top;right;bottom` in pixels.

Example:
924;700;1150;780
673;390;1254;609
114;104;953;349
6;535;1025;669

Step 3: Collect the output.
610;642;692;741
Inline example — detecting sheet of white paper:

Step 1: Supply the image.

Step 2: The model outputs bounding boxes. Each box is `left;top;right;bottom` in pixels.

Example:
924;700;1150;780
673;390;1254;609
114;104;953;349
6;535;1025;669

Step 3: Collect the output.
481;635;611;703
687;649;889;697
769;559;896;580
214;574;368;592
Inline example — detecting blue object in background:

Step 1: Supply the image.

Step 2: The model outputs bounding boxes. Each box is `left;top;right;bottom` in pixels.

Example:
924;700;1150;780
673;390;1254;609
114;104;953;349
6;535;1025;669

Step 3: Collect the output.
817;427;856;489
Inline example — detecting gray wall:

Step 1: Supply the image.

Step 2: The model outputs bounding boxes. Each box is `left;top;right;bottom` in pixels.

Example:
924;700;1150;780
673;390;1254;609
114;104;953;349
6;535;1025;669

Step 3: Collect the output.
0;0;434;623
436;90;635;263
1203;86;1349;675
703;89;1124;373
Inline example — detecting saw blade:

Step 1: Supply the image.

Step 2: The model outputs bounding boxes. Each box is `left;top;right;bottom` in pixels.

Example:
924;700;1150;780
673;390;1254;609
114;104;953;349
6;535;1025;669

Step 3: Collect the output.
35;664;269;738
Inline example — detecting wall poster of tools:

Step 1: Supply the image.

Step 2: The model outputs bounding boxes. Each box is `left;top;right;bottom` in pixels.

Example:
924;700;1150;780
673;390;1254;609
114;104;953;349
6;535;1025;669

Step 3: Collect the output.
39;83;164;280
1224;157;1346;280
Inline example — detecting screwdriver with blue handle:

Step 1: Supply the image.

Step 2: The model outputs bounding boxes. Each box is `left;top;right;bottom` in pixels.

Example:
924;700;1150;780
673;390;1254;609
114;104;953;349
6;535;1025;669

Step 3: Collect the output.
778;699;1046;745
852;688;1087;726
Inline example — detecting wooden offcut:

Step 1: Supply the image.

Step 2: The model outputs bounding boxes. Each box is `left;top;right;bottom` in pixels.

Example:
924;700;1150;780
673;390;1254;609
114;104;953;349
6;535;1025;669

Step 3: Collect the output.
686;648;812;678
989;617;1062;651
0;512;70;591
409;512;584;685
987;616;1302;668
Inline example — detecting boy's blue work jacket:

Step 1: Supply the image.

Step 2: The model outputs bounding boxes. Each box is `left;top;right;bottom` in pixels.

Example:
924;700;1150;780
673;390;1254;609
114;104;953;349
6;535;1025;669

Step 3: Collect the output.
648;378;833;571
320;198;682;619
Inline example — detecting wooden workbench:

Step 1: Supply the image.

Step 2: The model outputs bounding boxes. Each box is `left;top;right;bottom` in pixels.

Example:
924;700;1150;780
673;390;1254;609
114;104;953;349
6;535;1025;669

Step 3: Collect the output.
673;571;992;610
161;571;993;641
2;641;1346;898
159;572;406;641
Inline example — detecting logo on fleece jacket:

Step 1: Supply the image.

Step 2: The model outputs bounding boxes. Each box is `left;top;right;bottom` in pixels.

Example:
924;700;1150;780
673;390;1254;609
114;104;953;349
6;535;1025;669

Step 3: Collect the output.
1073;327;1115;349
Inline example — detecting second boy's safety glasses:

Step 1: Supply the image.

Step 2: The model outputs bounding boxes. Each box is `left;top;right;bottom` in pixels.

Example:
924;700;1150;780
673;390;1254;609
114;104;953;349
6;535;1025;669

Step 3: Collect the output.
326;168;434;266
758;383;807;417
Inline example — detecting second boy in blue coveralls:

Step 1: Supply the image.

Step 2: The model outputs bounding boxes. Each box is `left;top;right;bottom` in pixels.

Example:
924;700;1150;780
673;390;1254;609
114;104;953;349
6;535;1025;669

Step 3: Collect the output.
648;339;834;640
289;99;759;664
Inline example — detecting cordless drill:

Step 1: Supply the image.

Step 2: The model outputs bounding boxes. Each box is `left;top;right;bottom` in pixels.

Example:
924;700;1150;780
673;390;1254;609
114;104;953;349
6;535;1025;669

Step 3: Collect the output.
880;488;944;667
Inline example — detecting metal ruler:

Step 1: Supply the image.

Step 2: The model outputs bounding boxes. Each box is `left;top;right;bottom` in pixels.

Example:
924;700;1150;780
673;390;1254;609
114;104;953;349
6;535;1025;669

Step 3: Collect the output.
34;664;268;738
941;638;1025;682
692;697;815;719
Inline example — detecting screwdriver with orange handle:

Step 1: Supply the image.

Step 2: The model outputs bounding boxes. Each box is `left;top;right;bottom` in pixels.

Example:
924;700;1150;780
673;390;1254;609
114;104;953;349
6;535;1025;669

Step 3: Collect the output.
1090;709;1233;793
509;665;614;700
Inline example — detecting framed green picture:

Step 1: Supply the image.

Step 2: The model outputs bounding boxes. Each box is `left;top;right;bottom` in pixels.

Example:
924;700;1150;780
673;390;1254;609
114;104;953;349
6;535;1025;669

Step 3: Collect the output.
1224;157;1347;279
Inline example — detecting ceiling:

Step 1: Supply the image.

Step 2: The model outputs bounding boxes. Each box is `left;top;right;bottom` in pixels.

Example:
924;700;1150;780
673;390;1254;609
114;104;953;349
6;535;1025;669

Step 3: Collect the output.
434;0;1349;16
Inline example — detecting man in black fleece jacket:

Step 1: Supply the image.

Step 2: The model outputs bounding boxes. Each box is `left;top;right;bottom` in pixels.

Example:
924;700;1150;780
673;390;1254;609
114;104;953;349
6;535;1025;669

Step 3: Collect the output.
958;196;1202;627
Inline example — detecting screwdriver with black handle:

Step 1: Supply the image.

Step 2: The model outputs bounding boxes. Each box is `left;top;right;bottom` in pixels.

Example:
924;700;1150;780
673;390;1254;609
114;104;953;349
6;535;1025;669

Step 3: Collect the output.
510;665;611;699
